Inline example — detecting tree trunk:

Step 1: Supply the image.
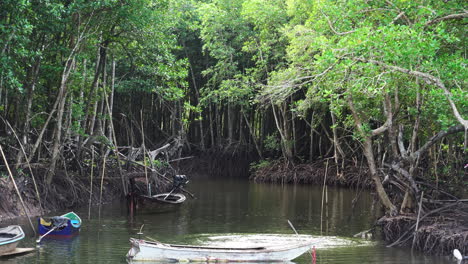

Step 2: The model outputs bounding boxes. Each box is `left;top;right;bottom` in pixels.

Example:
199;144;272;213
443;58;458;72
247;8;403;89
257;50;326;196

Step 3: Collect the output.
309;111;315;161
84;40;105;136
242;109;263;159
347;92;397;215
227;102;234;145
183;41;205;151
76;59;87;142
271;102;294;163
47;57;75;185
209;104;215;148
107;58;115;143
97;57;107;137
16;52;42;167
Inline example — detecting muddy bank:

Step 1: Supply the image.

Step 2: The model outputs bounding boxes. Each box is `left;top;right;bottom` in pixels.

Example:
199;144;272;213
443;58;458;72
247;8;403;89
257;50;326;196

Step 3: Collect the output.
251;158;373;187
0;163;172;222
378;205;468;256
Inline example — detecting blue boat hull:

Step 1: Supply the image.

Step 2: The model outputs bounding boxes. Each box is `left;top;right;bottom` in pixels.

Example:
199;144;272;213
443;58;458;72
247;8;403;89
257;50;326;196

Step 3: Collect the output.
38;218;80;237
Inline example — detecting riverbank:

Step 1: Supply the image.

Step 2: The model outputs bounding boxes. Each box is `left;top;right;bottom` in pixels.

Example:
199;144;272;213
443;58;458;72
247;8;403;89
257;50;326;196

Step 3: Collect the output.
250;158;373;187
0;163;172;222
251;158;468;257
379;210;468;256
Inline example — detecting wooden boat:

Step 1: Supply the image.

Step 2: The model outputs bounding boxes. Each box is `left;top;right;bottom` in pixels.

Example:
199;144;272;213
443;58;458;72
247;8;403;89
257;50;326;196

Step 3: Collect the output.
0;226;25;255
138;193;186;205
126;238;312;262
38;212;81;237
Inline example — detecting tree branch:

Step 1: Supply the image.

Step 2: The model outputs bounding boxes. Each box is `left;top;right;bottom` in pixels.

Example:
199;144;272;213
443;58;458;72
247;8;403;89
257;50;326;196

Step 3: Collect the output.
425;12;468;27
321;10;356;35
411;124;465;161
352;57;468;131
372;93;392;136
384;0;412;25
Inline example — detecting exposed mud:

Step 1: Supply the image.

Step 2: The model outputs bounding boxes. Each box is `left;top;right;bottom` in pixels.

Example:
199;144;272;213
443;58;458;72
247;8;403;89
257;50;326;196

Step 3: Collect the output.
0;159;171;222
378;206;468;256
251;159;372;188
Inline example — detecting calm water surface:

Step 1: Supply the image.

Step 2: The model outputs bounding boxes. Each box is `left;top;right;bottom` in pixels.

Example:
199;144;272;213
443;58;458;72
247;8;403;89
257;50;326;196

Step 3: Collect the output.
1;177;453;263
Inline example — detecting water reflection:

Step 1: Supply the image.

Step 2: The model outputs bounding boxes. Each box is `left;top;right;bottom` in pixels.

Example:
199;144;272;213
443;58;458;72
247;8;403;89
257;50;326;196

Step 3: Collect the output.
1;177;454;264
36;236;80;261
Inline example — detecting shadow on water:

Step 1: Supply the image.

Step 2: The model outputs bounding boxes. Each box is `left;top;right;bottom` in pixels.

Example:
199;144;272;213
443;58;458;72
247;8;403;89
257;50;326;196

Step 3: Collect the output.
1;177;456;264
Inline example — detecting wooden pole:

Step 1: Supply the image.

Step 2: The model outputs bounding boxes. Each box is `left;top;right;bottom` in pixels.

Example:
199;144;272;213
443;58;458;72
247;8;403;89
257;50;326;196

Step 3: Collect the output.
88;147;95;220
99;155;107;206
98;154;107;220
0;143;36;235
320;159;329;235
412;191;424;250
140;110;150;196
1;117;43;215
287;220;314;261
104;92;127;195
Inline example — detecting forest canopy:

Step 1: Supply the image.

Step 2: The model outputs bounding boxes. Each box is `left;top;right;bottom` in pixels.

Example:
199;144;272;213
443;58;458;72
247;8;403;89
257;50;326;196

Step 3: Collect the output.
0;0;466;214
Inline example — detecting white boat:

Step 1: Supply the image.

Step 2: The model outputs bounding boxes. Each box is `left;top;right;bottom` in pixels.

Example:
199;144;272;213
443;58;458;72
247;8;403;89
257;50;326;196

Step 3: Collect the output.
0;225;25;255
126;238;312;262
138;193;187;206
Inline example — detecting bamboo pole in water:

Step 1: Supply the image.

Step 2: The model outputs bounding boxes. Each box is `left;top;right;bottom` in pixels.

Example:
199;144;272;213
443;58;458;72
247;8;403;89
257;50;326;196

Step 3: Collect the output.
99;155;107;206
320;159;329;235
0;144;36;235
88;147;95;220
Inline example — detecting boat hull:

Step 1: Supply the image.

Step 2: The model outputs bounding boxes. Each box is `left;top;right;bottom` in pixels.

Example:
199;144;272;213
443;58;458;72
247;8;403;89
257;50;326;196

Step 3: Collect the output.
0;225;25;256
127;238;312;262
138;193;186;205
38;212;81;237
38;219;80;236
0;241;19;255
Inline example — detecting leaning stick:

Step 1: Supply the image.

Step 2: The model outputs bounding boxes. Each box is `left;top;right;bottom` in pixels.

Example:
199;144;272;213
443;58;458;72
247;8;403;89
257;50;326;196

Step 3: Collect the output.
104;92;127;195
1;117;43;214
140;110;150;196
412;191;424;249
287;220;315;261
0;143;36;235
320;159;329;235
88;147;95;220
99;155;107;206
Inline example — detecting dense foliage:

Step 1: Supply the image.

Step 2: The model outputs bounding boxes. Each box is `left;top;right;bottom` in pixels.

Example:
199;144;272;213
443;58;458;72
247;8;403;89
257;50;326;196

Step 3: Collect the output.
0;0;466;214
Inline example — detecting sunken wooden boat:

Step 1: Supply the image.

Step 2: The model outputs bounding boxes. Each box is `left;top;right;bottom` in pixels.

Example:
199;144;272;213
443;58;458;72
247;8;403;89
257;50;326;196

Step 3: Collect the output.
126;238;312;262
0;225;25;255
38;212;81;237
138;193;186;205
